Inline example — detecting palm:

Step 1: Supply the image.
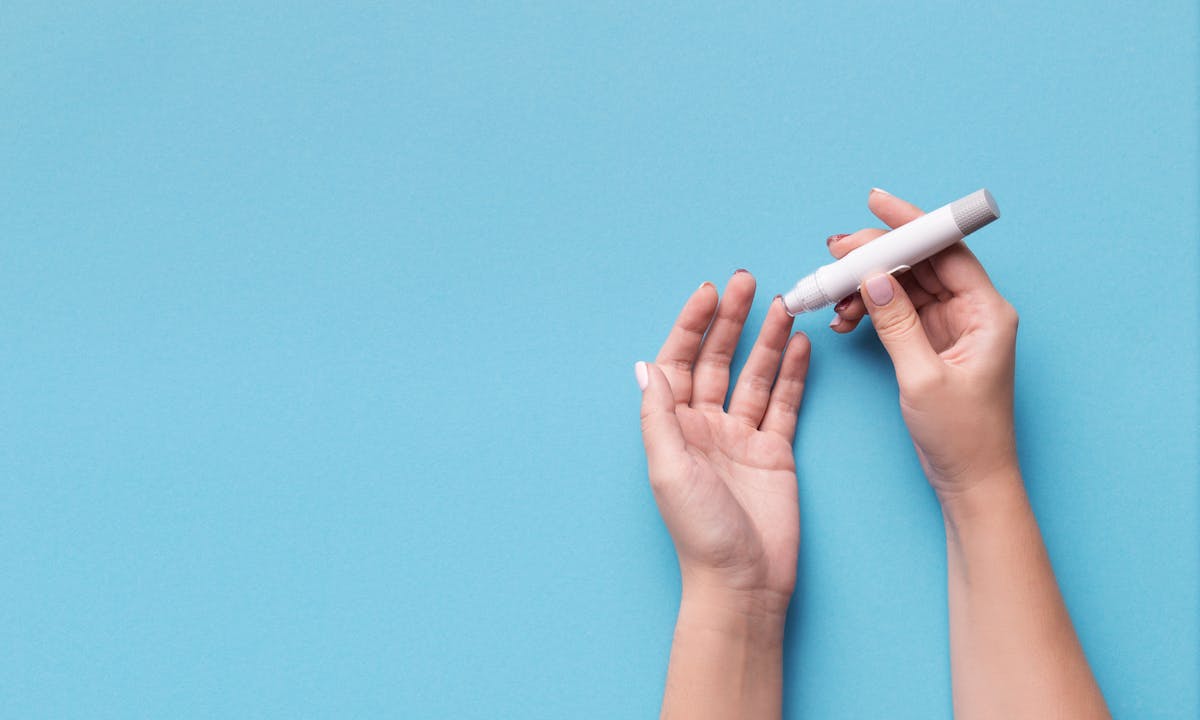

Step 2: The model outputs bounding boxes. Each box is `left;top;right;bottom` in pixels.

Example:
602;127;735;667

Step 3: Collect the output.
906;258;1007;371
670;406;800;596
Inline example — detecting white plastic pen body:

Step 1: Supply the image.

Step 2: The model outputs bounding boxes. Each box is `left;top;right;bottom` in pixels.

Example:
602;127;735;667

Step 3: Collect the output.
781;189;1000;316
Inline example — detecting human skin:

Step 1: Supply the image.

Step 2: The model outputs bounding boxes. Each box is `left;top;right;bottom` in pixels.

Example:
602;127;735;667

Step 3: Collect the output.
635;270;809;720
827;189;1110;719
635;188;1109;719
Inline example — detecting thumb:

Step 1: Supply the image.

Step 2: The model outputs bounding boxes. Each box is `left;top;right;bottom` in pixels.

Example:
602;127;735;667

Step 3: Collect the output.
860;274;941;384
636;361;686;480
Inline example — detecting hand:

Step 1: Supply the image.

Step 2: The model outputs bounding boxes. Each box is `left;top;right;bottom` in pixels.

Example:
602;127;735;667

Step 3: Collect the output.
827;189;1020;501
636;270;810;616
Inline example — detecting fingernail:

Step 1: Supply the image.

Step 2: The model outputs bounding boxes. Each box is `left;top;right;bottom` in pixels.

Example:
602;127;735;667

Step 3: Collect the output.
826;233;849;247
829;314;841;329
871;187;891;196
864;274;894;305
698;281;716;292
634;361;649;390
733;268;749;275
834;295;854;312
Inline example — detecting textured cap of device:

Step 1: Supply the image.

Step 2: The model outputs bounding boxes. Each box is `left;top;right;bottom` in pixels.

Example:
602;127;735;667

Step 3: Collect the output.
781;273;830;316
950;189;1001;235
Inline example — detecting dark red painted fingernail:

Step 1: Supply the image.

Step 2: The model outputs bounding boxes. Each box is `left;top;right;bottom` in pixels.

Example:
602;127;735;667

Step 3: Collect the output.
834;295;854;312
826;233;849;246
733;268;749;275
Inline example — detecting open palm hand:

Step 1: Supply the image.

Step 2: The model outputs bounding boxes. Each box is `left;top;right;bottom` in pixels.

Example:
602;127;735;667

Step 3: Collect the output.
637;272;810;613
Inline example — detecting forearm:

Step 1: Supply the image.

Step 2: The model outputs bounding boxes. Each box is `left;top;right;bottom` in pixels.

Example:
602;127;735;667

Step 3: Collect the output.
660;588;787;720
941;469;1108;719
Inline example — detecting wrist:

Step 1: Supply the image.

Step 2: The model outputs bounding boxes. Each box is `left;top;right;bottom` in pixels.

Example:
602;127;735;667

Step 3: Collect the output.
937;463;1028;537
664;583;787;719
676;582;789;649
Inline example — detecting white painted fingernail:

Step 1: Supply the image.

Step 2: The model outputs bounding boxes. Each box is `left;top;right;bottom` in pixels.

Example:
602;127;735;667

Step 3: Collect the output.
871;187;891;196
829;314;841;328
634;361;649;390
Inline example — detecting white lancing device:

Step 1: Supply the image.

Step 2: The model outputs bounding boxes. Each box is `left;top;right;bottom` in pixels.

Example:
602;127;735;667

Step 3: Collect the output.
781;189;1001;316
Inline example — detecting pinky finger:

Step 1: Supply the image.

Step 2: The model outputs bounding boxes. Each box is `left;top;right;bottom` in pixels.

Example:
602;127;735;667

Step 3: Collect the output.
760;333;811;440
830;313;864;333
830;293;866;333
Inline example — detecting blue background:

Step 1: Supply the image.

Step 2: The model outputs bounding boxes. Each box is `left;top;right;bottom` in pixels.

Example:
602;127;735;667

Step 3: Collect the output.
1;2;1196;718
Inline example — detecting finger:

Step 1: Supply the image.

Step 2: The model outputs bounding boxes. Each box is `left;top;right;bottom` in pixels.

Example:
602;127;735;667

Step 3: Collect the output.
830;312;863;334
831;273;934;333
867;187;924;228
898;273;937;308
760;332;811;440
728;296;794;427
830;293;864;333
654;282;720;405
636;361;688;484
911;259;948;299
929;242;997;295
827;227;887;260
860;273;942;387
691;270;756;408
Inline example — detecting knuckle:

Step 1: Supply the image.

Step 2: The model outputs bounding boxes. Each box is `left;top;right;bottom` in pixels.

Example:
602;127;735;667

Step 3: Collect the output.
772;396;800;419
872;306;922;339
985;297;1019;335
699;348;733;371
1001;301;1019;330
769;378;803;414
665;358;693;374
639;405;664;429
742;372;774;397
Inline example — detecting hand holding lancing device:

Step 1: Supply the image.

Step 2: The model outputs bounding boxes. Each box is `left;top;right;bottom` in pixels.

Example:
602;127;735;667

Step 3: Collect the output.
828;189;1019;500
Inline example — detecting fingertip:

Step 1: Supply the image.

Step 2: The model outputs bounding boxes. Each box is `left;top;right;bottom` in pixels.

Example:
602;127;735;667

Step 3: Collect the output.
727;267;757;290
866;193;888;217
862;273;898;308
829;227;887;260
789;330;811;355
768;294;794;321
711;268;756;315
686;280;720;314
868;189;925;228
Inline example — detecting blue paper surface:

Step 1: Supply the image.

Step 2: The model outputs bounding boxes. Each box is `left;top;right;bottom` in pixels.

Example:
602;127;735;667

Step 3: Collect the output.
1;2;1195;717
